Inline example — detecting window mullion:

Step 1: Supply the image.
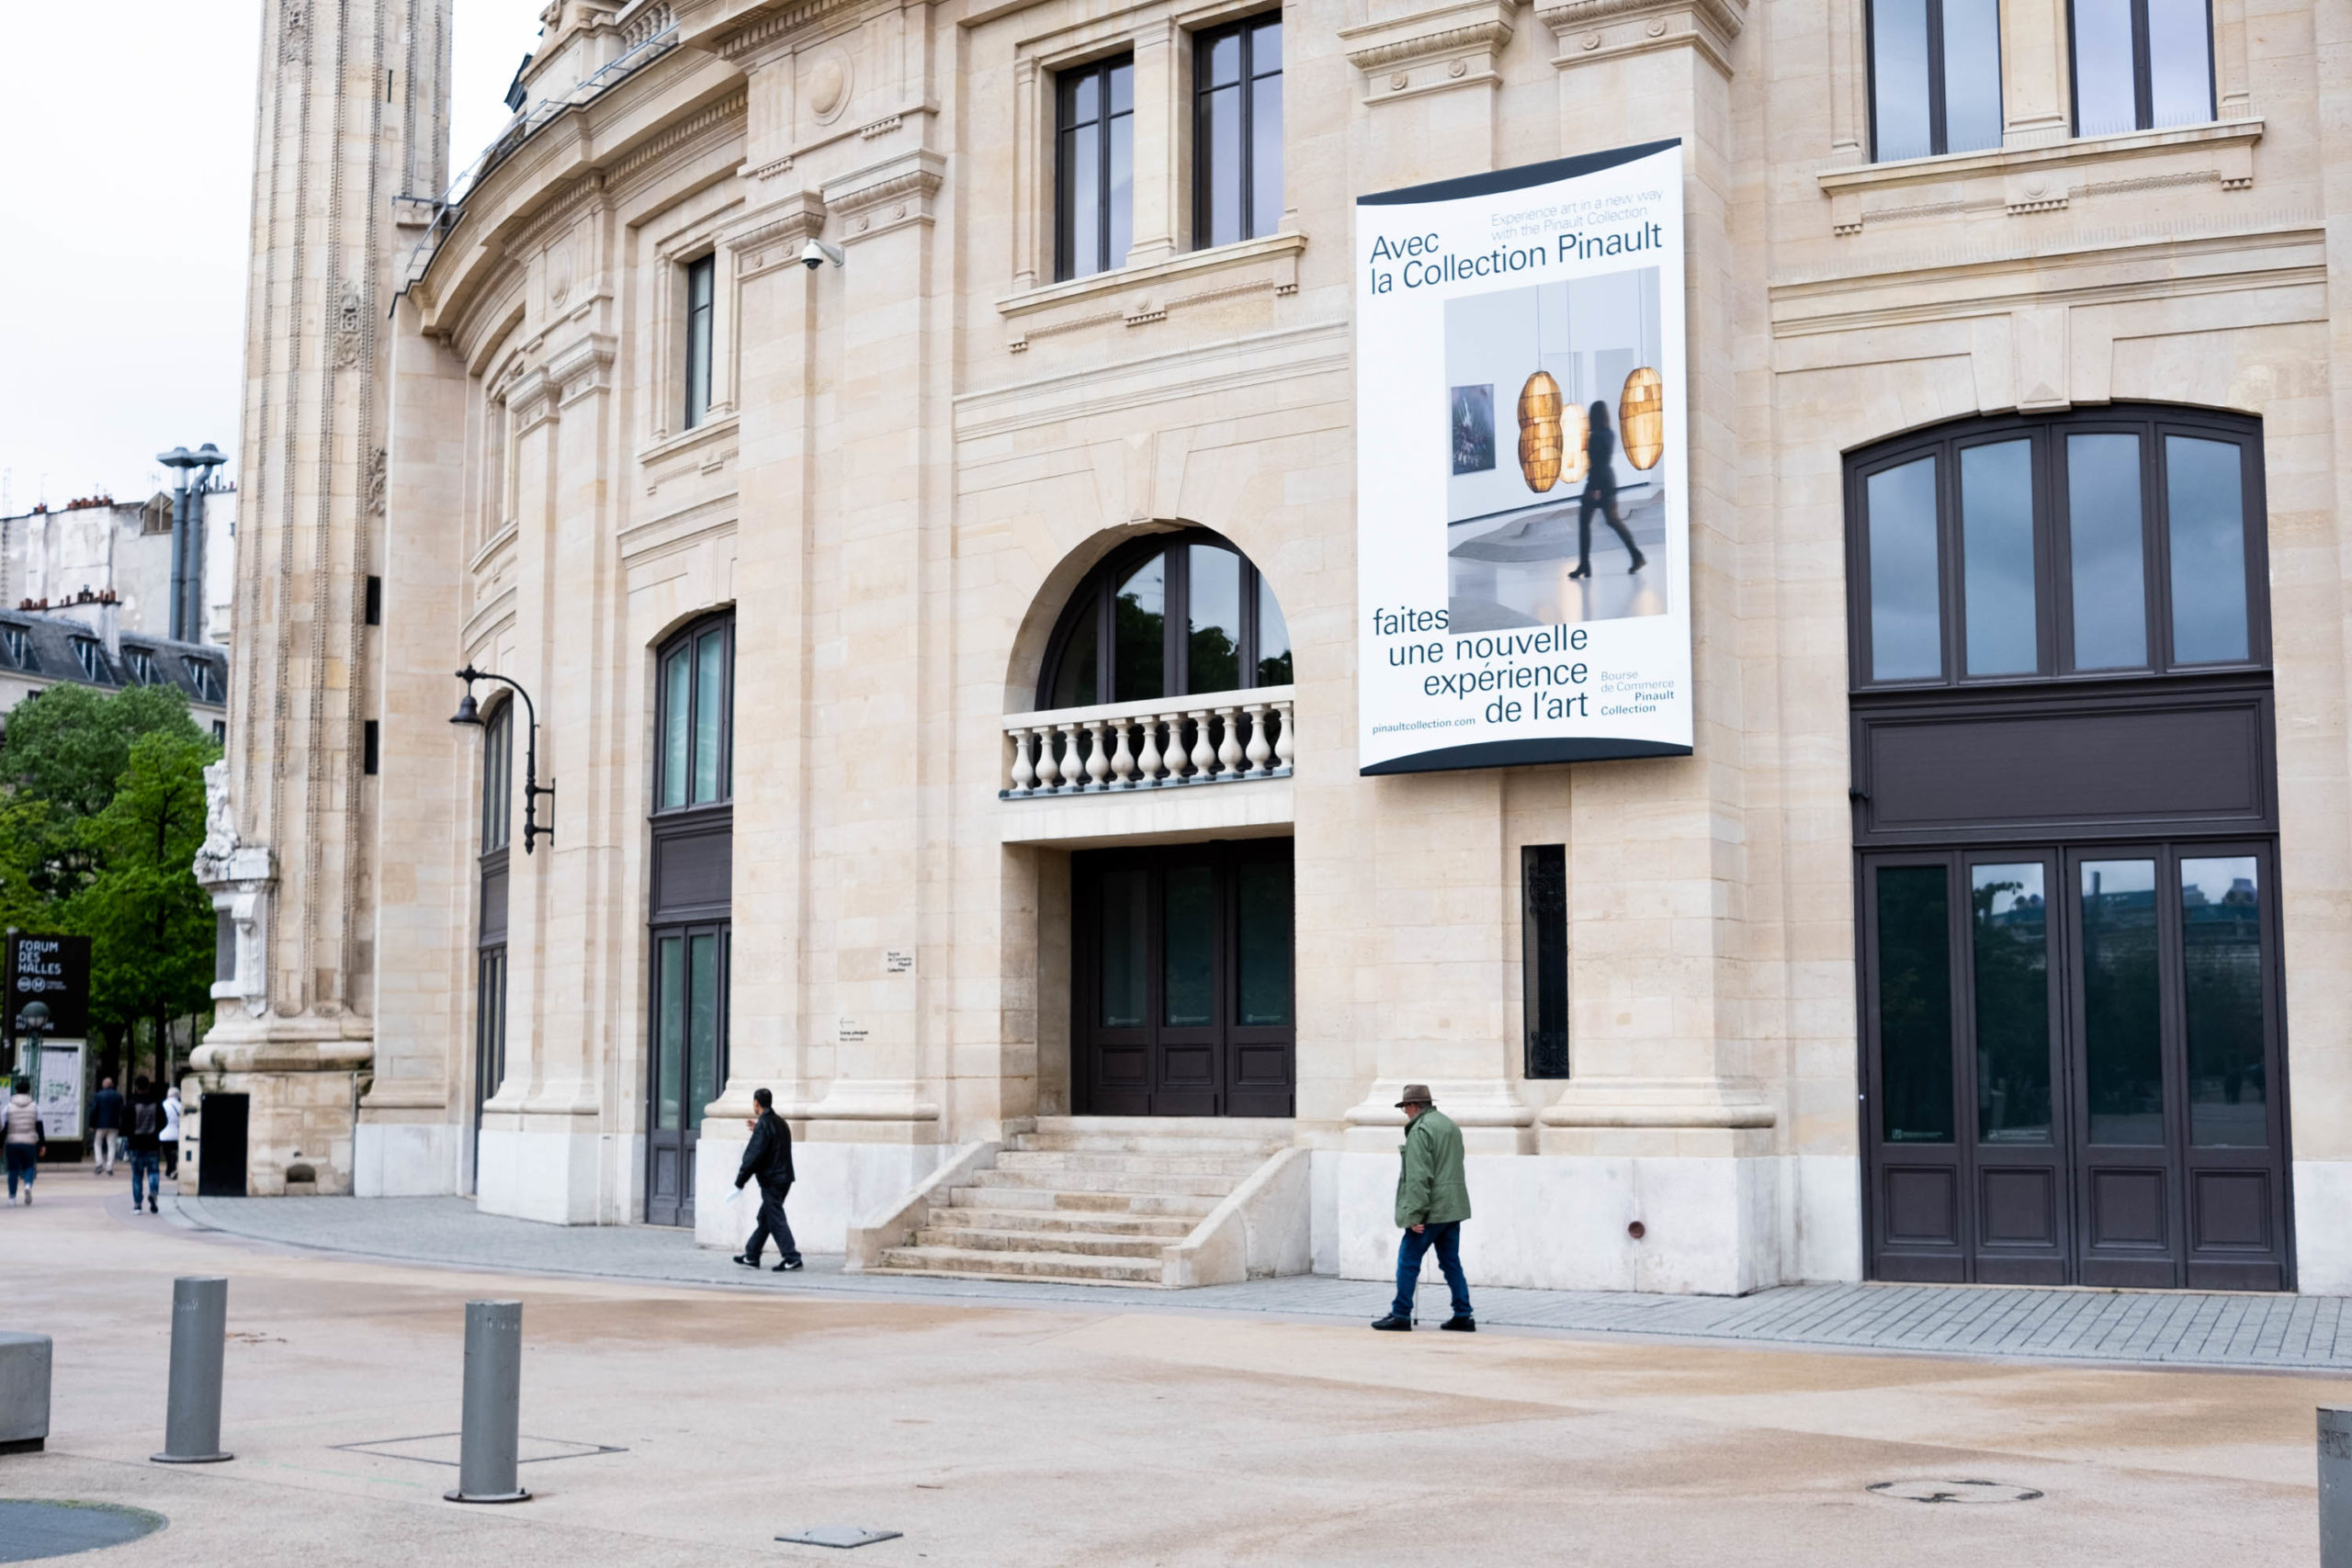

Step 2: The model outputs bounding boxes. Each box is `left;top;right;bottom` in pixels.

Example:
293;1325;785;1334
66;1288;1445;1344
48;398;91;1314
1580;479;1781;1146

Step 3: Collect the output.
2132;0;2155;128
1237;28;1255;241
1925;0;1950;155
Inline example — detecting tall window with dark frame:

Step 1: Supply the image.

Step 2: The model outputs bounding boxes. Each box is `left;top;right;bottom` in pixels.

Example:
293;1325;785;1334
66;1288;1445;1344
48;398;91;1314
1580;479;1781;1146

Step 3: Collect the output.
683;254;716;430
473;701;514;1190
1037;530;1293;709
1194;16;1283;249
1851;407;2265;688
2069;0;2213;136
657;618;733;811
1521;844;1569;1079
1056;54;1135;281
1870;0;2003;160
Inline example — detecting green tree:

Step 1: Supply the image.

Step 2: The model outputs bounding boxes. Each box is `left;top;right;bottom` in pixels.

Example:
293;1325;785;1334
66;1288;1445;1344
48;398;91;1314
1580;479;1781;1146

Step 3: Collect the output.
68;730;220;1079
0;682;205;820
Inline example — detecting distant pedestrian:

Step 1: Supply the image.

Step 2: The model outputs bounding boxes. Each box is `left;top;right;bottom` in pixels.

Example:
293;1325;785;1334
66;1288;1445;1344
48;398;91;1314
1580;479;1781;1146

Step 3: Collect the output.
730;1088;802;1272
89;1077;123;1176
160;1088;182;1179
124;1078;163;1214
0;1079;42;1206
1371;1085;1474;1332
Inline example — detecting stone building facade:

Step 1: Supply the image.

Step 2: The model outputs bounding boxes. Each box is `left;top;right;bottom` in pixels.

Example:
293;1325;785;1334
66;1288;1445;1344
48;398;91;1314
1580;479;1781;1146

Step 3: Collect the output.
215;0;2352;1295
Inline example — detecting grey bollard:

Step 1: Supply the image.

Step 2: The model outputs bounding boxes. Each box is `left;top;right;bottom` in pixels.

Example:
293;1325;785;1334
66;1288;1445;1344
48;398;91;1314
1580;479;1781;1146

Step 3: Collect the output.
445;1300;528;1503
2324;1407;2352;1567
151;1277;232;1463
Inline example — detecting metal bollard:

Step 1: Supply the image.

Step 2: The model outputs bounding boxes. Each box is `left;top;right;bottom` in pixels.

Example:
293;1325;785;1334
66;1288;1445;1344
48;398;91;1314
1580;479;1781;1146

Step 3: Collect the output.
445;1300;529;1504
151;1277;232;1464
2324;1407;2352;1567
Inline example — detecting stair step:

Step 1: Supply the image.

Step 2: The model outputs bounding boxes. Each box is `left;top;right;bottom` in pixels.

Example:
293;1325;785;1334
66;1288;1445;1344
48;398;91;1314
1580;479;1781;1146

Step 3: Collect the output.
971;1168;1241;1198
875;1245;1164;1284
1016;1130;1292;1157
912;1225;1165;1259
995;1149;1268;1178
929;1207;1195;1239
945;1186;1218;1217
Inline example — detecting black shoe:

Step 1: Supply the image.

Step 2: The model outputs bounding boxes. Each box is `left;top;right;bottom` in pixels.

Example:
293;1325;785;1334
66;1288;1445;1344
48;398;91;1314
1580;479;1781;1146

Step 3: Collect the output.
731;1253;763;1269
148;1199;158;1214
773;1258;804;1272
1566;563;1592;580
1441;1315;1476;1332
1370;1314;1412;1332
1628;553;1647;573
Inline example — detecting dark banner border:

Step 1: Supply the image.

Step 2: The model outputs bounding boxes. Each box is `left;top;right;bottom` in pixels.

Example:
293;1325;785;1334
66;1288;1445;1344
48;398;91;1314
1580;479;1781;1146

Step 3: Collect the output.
1356;139;1682;209
1361;738;1693;775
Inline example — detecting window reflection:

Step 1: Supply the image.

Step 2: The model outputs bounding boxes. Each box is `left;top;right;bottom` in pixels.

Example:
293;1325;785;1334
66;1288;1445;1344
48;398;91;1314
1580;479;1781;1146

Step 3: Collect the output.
1163;866;1215;1027
1961;441;2037;676
1187;545;1241;694
1257;574;1293;685
1114;553;1166;703
1973;863;2052;1143
1099;868;1149;1028
1236;860;1292;1026
1871;0;2003;160
2165;436;2249;664
1869;456;1942;681
2066;434;2148;670
2082;859;2164;1145
1877;864;1955;1144
2073;0;2214;134
2182;856;2266;1146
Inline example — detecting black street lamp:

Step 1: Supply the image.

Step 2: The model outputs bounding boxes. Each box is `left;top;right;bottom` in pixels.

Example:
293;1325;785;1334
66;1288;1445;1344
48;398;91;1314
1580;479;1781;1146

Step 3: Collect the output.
13;1001;50;1090
450;667;554;853
157;443;227;643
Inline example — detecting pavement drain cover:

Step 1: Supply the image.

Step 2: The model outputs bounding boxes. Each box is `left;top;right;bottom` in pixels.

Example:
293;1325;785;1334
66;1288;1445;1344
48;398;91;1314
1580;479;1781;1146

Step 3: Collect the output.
776;1526;904;1549
0;1500;167;1562
1869;1479;2043;1505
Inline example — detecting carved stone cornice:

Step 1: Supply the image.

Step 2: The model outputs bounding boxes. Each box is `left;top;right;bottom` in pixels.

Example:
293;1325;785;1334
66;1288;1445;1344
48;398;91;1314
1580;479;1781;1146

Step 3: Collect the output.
701;0;873;66
1340;0;1517;104
723;190;831;279
1537;0;1745;75
547;332;620;406
822;149;945;242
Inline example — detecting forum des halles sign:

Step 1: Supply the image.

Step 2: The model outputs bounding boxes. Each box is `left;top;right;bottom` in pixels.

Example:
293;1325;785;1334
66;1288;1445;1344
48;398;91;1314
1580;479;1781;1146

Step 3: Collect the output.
1355;139;1691;775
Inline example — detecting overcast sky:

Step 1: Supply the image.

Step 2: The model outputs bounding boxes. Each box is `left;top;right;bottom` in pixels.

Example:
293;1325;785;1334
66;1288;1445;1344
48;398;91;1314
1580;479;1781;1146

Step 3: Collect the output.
0;3;545;513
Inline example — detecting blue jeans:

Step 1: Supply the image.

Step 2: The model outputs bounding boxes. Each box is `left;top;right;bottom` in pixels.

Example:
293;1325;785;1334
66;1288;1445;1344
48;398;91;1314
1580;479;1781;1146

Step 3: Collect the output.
1391;1221;1472;1321
129;1152;159;1207
4;1145;33;1198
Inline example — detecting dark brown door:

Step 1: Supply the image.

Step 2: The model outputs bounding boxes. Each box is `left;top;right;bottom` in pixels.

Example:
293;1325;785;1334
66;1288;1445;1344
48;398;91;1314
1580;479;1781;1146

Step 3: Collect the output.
1074;839;1294;1117
1863;841;2289;1287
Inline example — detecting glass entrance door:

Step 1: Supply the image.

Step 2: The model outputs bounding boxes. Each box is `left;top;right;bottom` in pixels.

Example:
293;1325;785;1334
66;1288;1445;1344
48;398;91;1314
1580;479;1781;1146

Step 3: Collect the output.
1863;842;2287;1287
646;923;728;1227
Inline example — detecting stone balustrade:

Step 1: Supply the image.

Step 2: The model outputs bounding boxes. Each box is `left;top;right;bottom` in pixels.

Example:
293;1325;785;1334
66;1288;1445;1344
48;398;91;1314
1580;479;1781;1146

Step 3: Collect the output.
1002;686;1295;796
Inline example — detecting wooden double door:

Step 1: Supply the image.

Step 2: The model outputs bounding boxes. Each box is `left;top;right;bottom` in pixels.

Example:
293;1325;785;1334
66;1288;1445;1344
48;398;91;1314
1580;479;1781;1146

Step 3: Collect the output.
1862;840;2289;1288
1073;839;1295;1117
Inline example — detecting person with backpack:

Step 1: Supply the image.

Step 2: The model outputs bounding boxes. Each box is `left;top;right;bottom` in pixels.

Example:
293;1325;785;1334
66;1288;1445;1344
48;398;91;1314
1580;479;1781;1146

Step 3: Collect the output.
89;1077;123;1176
124;1078;164;1214
0;1079;42;1205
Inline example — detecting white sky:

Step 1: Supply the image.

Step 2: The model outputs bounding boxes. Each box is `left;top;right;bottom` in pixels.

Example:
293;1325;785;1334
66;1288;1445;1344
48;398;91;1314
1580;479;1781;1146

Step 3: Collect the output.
0;3;546;512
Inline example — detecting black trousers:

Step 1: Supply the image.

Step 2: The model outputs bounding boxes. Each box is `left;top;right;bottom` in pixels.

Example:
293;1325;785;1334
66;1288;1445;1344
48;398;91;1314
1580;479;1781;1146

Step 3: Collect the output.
745;1177;799;1264
1577;487;1641;569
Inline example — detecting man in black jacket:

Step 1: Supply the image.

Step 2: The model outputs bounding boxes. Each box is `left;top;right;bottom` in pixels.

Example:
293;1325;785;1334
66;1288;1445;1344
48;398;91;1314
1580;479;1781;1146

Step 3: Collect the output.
731;1088;801;1272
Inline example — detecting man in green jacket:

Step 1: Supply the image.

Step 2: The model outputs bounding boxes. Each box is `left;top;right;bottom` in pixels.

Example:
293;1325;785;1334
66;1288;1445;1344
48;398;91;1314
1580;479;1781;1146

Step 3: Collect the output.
1373;1084;1474;1332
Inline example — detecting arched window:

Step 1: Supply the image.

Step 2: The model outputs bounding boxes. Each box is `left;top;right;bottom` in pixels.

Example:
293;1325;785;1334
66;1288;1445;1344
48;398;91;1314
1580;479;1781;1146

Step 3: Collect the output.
655;617;734;810
1037;529;1292;709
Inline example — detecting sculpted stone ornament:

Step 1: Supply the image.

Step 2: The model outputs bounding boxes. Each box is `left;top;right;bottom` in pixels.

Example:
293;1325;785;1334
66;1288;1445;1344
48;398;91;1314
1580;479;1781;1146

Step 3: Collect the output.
194;761;274;1020
195;761;239;882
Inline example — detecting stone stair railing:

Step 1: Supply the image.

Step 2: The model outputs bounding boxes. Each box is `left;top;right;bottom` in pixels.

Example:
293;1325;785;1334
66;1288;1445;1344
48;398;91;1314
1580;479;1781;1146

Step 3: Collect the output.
1002;684;1295;797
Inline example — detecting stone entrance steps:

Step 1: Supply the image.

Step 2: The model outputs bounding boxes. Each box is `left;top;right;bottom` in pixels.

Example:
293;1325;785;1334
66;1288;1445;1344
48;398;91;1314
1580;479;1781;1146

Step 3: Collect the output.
869;1117;1293;1286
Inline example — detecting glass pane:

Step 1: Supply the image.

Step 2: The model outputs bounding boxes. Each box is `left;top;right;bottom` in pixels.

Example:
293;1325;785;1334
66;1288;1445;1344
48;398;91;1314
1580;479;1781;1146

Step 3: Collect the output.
1051;612;1099;709
1068;68;1098;126
1871;0;1933;161
1961;440;2038;676
1186;545;1242;694
2147;0;2214;127
2072;0;2140;134
1163;865;1215;1027
2183;856;2266;1145
1867;456;1942;681
684;259;713;429
694;629;725;803
2165;435;2249;663
1065;121;1099;277
2082;859;2164;1145
1973;863;2052;1143
1109;58;1133;115
1107;70;1134;271
1878;865;1955;1143
656;936;684;1131
1253;18;1283;73
1204;84;1241;249
688;933;719;1131
661;651;690;810
1256;573;1293;686
1941;0;2005;152
482;709;510;850
1113;552;1166;702
1236;861;1292;1026
1099;868;1148;1028
1250;70;1283;242
2066;433;2149;670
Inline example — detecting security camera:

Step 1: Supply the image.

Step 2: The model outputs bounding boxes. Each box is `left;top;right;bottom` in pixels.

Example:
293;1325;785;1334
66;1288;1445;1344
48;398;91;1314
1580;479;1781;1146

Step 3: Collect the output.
800;239;844;270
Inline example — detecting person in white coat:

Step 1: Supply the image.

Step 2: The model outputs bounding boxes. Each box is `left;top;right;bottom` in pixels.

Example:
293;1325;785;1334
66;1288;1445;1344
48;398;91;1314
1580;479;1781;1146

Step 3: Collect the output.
159;1088;182;1180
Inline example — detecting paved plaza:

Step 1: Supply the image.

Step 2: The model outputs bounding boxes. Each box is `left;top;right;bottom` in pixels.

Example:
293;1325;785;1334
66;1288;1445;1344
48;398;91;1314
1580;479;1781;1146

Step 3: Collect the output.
0;1168;2328;1563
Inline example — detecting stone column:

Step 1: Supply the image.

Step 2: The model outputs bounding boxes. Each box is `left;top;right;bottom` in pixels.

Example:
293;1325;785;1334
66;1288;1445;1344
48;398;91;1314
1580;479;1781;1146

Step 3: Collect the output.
195;0;453;1196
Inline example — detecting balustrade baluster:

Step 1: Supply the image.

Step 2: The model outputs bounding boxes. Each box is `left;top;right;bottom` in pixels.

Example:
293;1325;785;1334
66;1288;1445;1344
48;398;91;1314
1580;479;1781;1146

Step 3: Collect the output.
1242;703;1272;777
1085;719;1113;790
1056;723;1083;792
1136;714;1165;784
1008;727;1036;795
1187;709;1216;780
1272;700;1295;773
1032;724;1062;791
1109;720;1136;787
1215;705;1244;777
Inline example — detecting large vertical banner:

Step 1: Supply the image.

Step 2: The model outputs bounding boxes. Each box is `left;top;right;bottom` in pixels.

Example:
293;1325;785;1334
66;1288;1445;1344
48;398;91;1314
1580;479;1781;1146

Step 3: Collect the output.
1356;140;1691;774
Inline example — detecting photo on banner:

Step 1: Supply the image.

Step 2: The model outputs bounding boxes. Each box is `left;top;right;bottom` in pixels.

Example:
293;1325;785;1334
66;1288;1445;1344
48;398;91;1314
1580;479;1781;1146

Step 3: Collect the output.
1356;140;1690;775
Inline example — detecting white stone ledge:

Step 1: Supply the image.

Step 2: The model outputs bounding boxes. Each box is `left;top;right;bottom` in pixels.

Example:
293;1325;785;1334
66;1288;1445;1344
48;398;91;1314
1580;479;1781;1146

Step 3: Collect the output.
1000;776;1294;846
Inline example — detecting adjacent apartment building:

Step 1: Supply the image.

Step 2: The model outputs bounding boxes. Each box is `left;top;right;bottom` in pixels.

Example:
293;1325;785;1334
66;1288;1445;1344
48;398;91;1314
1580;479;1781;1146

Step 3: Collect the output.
198;0;2351;1297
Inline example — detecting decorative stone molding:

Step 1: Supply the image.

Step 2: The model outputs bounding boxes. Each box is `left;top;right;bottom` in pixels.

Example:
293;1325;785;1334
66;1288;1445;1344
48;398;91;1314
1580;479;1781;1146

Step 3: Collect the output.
196;760;275;1019
724;189;829;279
1536;0;1745;74
995;231;1306;352
506;364;561;435
1538;1077;1776;1129
1816;118;2264;236
1343;1079;1536;1128
822;149;944;242
1339;0;1516;105
706;0;871;66
547;332;620;405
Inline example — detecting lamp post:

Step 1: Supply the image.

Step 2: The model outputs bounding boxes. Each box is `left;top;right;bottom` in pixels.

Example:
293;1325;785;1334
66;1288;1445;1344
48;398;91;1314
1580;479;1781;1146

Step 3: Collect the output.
157;444;227;644
13;1001;50;1096
449;668;554;853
